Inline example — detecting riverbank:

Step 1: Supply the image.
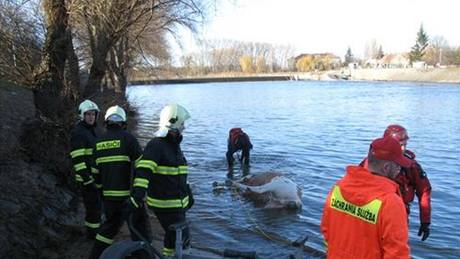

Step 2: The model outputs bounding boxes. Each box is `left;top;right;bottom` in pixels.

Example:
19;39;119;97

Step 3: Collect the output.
130;67;460;85
347;67;460;83
0;80;165;258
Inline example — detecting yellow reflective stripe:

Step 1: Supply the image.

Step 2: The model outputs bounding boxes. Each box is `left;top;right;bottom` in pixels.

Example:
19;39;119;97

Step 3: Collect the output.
130;197;139;208
74;162;87;172
83;179;94;185
91;167;99;174
85;221;100;229
157;166;188;175
96;140;121;150
133;178;149;188
70;149;85;158
330;186;382;224
70;148;93;158
134;155;143;167
96;155;130;164
103;190;130;197
96;234;114;245
146;196;189;208
136;159;158;172
75;174;84;182
163;247;174;256
95;184;102;189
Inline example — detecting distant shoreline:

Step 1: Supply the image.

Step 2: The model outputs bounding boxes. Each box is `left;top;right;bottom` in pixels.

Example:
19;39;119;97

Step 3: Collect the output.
130;67;460;85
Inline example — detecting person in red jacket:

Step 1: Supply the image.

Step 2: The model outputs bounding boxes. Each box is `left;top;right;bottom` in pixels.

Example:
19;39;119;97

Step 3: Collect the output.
360;124;431;241
321;136;411;259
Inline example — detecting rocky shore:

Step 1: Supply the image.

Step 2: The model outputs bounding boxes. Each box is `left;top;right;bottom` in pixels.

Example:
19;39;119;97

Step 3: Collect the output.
0;81;161;259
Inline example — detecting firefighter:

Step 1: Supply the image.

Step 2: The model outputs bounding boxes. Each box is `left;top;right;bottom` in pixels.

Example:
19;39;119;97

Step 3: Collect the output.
89;105;150;259
70;99;101;239
130;104;194;258
321;136;411;258
360;124;432;241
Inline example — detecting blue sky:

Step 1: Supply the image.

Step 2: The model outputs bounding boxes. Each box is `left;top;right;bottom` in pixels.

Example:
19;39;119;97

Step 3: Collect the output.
172;0;460;59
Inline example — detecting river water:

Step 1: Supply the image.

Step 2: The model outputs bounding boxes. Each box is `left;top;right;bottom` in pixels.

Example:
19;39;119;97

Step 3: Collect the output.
126;80;460;259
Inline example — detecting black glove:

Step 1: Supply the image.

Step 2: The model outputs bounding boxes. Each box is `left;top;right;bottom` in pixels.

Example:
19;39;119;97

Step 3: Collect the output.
418;223;430;241
123;197;143;219
186;184;194;210
82;181;98;192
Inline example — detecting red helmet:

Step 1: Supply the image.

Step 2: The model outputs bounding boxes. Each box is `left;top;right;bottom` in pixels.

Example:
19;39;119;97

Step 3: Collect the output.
383;124;409;142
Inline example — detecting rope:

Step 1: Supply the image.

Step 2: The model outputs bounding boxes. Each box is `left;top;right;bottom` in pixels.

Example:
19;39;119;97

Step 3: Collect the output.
231;187;292;246
231;186;326;257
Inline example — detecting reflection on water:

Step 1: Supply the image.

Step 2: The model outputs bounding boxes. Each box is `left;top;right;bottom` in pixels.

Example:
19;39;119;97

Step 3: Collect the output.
127;81;460;259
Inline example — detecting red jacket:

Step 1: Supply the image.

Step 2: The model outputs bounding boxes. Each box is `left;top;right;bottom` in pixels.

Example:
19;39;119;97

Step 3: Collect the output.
360;149;431;223
321;166;410;259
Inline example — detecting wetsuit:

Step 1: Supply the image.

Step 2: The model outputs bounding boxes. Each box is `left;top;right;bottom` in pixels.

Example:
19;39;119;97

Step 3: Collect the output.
360;149;431;225
226;128;253;167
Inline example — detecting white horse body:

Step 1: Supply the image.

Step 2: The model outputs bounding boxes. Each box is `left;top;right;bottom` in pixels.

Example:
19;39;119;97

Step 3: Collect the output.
234;173;302;209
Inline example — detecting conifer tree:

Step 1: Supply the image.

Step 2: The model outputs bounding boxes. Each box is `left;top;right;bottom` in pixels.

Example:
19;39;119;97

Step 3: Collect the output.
377;45;384;59
344;47;354;65
410;24;429;62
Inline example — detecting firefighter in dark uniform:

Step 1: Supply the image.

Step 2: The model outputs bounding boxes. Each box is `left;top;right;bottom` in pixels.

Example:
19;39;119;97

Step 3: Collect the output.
130;104;194;258
70;99;101;238
89;105;151;259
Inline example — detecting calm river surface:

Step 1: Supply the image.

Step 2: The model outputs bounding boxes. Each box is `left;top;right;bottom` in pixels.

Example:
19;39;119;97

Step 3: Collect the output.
127;80;460;259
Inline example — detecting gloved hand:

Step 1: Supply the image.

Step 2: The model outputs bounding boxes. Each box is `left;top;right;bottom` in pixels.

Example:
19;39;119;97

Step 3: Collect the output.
123;197;143;219
418;223;430;241
186;184;194;210
83;181;98;192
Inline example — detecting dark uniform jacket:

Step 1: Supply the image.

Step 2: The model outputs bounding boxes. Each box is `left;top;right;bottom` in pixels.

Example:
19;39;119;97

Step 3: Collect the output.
132;134;191;212
93;125;142;201
70;121;98;185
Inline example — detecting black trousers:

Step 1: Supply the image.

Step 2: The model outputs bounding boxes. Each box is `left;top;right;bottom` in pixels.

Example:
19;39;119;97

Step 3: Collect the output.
154;211;189;255
81;184;101;237
226;140;251;167
89;199;151;259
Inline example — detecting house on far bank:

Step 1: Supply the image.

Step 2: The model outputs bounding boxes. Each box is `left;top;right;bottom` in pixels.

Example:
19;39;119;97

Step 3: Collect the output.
290;53;342;71
364;54;410;68
364;58;379;68
378;53;410;68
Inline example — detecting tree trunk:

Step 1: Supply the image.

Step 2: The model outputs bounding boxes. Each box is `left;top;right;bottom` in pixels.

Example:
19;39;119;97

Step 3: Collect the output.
33;0;71;120
83;35;112;97
63;27;80;102
106;36;129;93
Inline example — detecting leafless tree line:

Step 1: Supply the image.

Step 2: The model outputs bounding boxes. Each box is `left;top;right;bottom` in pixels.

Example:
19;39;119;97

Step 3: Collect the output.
179;39;296;75
362;36;460;66
0;0;206;118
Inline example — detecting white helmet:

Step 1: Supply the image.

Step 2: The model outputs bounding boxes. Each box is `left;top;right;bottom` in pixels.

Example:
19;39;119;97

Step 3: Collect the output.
78;99;100;120
155;104;191;137
104;105;127;123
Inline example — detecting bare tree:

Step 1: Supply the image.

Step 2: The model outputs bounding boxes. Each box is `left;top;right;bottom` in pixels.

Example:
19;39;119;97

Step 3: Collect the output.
69;0;204;97
0;0;43;85
33;0;75;119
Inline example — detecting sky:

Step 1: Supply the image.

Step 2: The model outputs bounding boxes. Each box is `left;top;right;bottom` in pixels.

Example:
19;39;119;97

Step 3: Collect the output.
174;0;460;59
